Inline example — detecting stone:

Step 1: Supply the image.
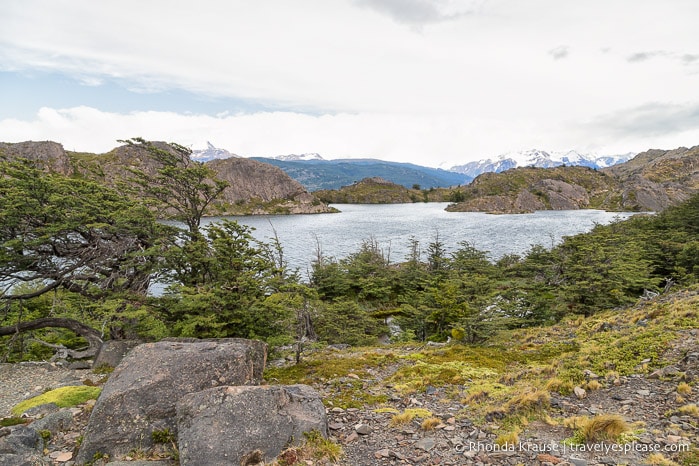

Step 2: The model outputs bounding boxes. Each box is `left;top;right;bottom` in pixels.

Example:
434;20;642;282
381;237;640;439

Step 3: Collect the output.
21;402;60;418
328;422;344;430
636;389;651;396
75;338;267;464
54;451;73;461
648;365;680;379
374;448;391;458
92;339;144;369
355;423;372;435
0;426;46;466
415;437;437;451
29;410;74;435
177;384;326;466
537;453;563;464
573;386;586;399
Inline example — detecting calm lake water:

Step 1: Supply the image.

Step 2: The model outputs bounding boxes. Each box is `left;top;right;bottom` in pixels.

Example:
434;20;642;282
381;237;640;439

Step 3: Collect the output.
202;203;637;275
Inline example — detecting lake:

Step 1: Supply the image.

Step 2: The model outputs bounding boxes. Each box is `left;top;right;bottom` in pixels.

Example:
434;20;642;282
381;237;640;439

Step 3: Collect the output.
201;203;637;275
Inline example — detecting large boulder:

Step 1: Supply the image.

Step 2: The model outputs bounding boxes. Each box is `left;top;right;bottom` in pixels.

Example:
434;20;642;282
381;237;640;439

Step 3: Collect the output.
0;425;47;466
177;384;327;466
76;338;267;463
92;339;144;369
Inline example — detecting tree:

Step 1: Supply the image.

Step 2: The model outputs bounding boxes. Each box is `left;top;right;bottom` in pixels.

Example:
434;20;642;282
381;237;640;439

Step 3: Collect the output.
119;138;228;235
0;158;173;360
0;159;168;301
159;220;297;339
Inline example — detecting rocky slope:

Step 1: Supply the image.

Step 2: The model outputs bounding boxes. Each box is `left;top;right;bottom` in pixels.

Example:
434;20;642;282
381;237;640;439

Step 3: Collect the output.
0;141;334;215
447;145;699;213
314;177;447;204
3;289;697;465
0;141;74;175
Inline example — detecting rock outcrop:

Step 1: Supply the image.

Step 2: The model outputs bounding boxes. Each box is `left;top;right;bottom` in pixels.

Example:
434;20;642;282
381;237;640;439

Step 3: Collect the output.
177;384;327;466
75;338;267;463
0;141;73;175
92;339;143;369
0;140;334;215
0;426;47;466
448;145;699;214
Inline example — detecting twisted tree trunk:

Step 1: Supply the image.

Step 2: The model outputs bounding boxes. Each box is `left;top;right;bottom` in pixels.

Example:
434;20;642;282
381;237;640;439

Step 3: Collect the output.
0;317;103;360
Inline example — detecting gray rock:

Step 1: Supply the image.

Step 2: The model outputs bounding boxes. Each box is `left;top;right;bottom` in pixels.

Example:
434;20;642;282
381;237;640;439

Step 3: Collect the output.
92;339;144;369
568;458;587;466
0;426;47;466
76;338;267;463
66;360;92;370
573;386;586;399
28;410;74;436
177;384;327;466
355;423;372;435
414;437;436;451
20;402;59;418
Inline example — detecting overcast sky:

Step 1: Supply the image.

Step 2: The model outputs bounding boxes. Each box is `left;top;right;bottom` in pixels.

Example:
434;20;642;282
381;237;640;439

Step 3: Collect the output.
1;0;698;167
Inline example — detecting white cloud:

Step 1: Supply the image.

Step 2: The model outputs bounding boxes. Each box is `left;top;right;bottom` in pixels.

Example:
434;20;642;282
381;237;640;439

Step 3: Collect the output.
0;1;698;163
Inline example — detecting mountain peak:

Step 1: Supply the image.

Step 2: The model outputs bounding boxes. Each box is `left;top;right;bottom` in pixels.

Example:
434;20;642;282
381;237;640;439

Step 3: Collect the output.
272;153;325;162
191;142;238;162
451;149;635;178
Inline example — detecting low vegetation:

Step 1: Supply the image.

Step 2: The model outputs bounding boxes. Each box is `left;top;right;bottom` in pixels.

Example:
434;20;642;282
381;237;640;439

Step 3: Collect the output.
1;142;699;464
11;386;102;416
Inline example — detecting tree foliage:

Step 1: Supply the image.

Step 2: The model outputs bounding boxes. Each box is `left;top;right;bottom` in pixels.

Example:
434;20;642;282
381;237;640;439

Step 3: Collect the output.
119;137;228;235
4;143;699;362
0;158;168;301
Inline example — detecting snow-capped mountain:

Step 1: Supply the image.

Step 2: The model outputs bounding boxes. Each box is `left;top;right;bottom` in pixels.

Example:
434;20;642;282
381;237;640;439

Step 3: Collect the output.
450;149;635;178
190;142;238;162
271;153;325;162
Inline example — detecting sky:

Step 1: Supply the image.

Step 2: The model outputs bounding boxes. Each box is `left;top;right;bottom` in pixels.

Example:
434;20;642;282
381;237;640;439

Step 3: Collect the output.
1;0;699;168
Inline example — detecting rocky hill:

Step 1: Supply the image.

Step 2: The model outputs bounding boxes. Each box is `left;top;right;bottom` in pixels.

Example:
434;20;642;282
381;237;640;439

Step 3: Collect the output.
447;145;699;213
314;177;449;204
0;141;334;215
0;141;75;175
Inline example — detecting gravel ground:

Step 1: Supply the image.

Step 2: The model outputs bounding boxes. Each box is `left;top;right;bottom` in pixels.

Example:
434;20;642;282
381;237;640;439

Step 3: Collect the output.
0;362;87;417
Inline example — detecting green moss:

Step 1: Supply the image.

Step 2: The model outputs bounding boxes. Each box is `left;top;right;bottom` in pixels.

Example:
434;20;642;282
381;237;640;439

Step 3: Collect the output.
264;349;396;385
11;386;101;416
0;417;28;427
390;359;497;393
152;428;176;444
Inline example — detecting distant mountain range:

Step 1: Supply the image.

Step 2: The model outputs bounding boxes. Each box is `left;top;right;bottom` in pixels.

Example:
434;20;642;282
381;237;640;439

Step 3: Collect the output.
192;143;636;192
449;149;635;179
250;157;470;191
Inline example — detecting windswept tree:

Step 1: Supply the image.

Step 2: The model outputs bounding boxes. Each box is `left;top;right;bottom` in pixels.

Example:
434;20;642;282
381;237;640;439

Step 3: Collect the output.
0;158;174;359
119;137;229;235
0;159;167;300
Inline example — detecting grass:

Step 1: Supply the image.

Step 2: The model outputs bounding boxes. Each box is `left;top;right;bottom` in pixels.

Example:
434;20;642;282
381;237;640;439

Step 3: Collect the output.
646;453;681;466
495;430;520;447
11;386;102;416
260;288;699;452
389;408;433;427
566;414;630;444
677;382;692;395
503;389;550;415
676;404;699;417
273;430;343;465
420;417;442;430
0;417;28;427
